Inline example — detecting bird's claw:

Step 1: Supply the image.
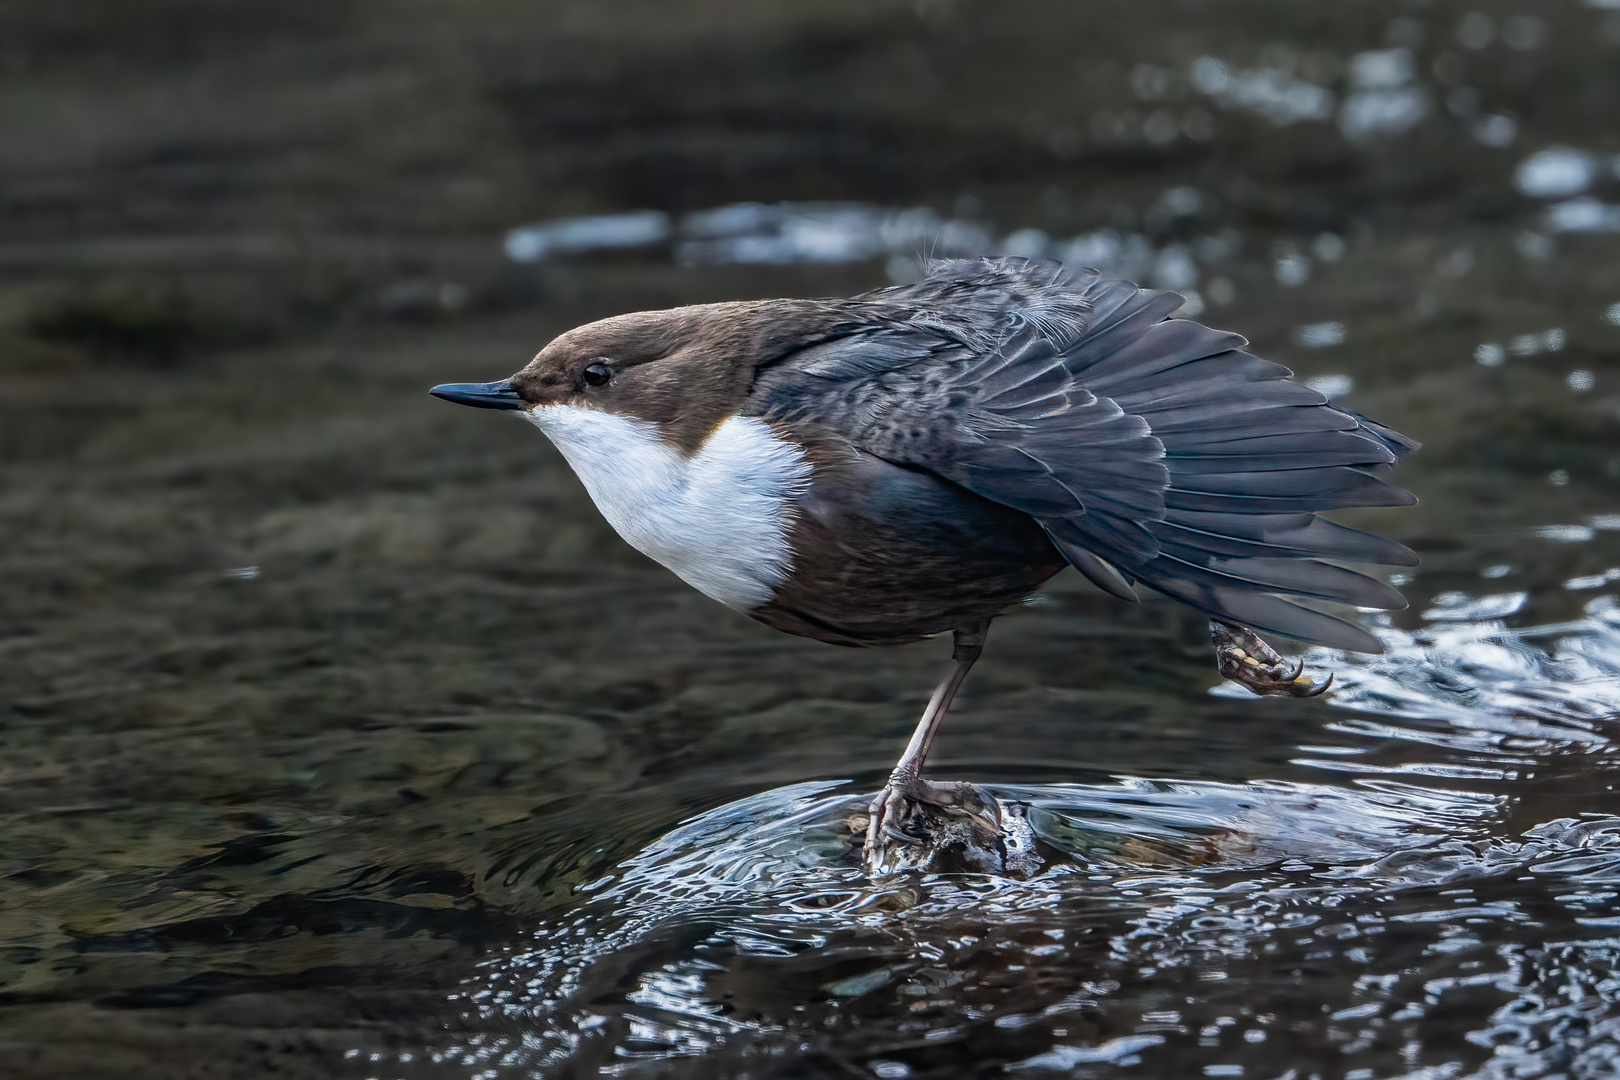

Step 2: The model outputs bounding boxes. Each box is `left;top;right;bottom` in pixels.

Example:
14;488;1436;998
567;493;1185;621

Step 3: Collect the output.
1210;621;1335;698
1301;672;1334;697
863;774;1003;874
883;824;926;846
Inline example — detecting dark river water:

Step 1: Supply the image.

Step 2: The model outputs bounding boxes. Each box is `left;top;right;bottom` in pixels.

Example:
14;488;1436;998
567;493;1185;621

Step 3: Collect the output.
4;2;1620;1077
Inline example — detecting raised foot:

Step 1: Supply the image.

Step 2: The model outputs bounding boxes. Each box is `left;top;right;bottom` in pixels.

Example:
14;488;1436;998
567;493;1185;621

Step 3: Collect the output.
863;773;1002;875
1210;621;1333;698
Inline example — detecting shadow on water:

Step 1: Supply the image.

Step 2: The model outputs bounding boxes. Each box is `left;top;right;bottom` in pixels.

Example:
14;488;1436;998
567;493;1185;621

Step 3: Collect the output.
413;598;1620;1078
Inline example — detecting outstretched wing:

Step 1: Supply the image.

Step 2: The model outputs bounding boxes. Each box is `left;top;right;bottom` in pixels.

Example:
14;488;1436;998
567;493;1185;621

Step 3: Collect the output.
753;258;1416;652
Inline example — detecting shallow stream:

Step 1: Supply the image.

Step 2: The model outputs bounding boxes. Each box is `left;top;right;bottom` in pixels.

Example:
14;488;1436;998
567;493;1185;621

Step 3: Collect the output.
4;1;1620;1076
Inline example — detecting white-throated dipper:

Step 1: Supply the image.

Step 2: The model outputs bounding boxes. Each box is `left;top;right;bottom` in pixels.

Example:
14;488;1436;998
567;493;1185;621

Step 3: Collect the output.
431;257;1416;873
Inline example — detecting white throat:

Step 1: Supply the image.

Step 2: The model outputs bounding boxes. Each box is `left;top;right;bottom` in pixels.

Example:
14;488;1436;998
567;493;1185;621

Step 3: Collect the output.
521;405;811;611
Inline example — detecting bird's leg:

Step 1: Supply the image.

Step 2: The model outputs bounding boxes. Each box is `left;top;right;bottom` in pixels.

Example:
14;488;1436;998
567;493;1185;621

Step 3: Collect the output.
1210;621;1333;698
864;623;1001;874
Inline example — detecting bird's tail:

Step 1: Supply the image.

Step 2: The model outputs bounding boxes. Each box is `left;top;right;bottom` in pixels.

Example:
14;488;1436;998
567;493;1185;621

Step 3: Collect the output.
1041;273;1418;653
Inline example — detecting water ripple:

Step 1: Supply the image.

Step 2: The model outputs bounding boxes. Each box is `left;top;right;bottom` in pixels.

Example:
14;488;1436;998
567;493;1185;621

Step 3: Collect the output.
396;594;1620;1078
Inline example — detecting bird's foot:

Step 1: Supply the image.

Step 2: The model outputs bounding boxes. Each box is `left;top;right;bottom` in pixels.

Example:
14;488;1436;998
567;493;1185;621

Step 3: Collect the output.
1210;621;1333;698
863;772;1002;876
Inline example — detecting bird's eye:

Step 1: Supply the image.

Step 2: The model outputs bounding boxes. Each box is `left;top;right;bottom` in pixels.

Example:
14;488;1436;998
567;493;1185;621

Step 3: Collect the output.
582;362;613;387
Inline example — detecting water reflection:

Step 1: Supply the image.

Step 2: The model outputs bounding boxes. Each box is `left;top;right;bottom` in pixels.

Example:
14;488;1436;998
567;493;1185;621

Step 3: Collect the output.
407;593;1620;1079
501;198;1245;305
504;211;673;262
1515;148;1601;200
1340;49;1430;141
1187;55;1336;127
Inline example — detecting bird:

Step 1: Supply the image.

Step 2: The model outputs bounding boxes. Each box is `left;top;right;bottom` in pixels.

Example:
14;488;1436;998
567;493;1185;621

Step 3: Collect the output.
430;257;1417;874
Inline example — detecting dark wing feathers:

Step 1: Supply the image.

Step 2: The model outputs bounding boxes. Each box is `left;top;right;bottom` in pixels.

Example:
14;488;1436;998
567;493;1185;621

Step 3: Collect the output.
1145;402;1362;439
941;370;1169;562
1171;588;1383;653
1164;430;1399;472
1163;473;1415;514
1335;407;1419;474
1081;323;1252;393
1170;466;1414;501
1043;525;1141;602
1180;554;1406;609
1058;294;1200;379
1159;512;1418;566
754;256;1416;651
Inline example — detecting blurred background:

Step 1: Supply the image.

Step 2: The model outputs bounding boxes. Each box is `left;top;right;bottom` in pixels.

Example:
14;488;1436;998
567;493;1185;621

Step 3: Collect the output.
4;1;1620;1077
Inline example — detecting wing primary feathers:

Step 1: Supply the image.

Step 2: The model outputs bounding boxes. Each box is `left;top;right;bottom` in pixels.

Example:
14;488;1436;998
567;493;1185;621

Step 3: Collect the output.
1153;551;1408;609
1157;513;1418;566
749;257;1416;650
1045;527;1140;602
1164;474;1417;514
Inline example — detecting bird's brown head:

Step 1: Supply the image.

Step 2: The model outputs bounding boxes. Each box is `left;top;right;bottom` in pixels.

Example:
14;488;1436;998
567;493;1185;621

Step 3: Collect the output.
431;299;862;451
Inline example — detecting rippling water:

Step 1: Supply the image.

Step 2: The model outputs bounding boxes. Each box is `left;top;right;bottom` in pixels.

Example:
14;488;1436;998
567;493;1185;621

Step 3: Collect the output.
369;597;1620;1078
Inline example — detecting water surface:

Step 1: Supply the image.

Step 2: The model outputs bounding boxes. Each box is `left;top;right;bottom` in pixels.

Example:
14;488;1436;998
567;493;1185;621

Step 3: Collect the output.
3;1;1620;1077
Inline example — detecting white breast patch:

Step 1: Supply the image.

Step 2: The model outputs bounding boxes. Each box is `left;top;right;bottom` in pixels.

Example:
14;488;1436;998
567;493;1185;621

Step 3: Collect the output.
521;405;811;611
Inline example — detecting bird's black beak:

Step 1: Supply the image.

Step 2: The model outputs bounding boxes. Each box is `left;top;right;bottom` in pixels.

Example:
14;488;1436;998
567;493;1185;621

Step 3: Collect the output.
429;381;525;411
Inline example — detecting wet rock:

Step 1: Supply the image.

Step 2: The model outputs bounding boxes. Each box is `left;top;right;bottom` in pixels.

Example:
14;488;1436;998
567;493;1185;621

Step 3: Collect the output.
853;786;1046;879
